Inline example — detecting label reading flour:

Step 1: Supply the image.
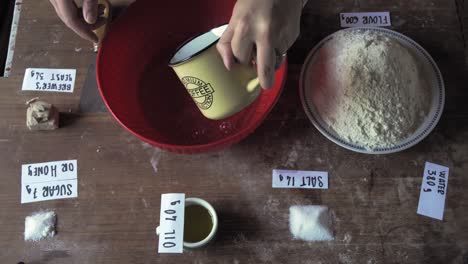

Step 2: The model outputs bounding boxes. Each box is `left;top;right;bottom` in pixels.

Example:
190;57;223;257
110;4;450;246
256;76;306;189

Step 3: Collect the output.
21;160;78;203
158;193;185;253
22;68;76;92
417;162;449;220
340;12;391;27
272;170;328;189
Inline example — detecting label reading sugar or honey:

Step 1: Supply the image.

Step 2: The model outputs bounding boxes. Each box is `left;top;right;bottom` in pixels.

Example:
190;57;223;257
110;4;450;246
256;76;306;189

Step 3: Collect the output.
158;193;185;253
22;68;76;92
21;160;78;203
417;162;449;220
272;170;328;189
340;12;391;28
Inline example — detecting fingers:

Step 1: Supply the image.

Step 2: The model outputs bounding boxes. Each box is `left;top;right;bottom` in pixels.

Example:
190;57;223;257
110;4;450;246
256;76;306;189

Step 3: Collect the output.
230;22;254;64
83;0;99;24
256;39;276;89
49;0;58;10
216;25;235;70
213;0;303;90
216;22;277;89
274;34;290;70
273;51;284;71
68;20;99;43
89;17;107;30
50;0;100;42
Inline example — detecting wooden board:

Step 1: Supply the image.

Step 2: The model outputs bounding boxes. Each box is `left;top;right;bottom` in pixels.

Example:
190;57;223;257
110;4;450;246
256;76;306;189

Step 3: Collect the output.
0;0;467;263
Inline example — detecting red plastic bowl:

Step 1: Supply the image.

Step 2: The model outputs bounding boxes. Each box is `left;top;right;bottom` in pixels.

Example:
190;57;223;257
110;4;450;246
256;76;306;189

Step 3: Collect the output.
97;0;287;154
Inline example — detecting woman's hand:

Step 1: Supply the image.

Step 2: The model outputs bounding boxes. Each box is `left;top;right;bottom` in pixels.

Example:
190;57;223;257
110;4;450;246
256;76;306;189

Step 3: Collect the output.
217;0;305;89
49;0;105;43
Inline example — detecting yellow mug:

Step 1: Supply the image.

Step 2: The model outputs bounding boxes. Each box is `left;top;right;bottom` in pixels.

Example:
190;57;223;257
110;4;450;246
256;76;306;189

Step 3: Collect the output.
169;25;261;120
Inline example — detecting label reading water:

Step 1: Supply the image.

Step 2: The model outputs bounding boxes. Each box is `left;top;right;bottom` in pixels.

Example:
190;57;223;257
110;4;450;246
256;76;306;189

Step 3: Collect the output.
340;12;391;27
272;170;328;189
21;160;78;203
22;68;76;92
417;162;449;220
158;193;185;253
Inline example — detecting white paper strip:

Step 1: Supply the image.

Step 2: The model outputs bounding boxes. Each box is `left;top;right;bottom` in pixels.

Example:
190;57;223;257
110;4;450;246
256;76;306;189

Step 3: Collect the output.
417;162;449;220
22;68;76;92
340;12;391;28
273;170;328;189
158;193;185;253
21;160;78;203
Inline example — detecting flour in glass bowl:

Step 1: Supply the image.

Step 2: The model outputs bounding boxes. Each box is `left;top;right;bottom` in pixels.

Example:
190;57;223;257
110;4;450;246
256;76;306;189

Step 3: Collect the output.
310;30;430;150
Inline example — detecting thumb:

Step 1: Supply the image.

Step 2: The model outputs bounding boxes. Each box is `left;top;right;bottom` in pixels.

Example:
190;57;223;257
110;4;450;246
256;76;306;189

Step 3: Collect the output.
83;0;98;24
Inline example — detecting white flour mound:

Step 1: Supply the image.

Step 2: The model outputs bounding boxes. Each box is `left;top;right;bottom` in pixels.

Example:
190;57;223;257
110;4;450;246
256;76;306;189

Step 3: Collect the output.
289;205;334;241
24;211;56;241
311;30;430;150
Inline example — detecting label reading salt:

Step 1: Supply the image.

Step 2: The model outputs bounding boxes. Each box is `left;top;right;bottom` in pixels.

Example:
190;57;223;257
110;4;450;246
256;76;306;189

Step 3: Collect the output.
272;170;328;189
417;162;449;220
340;12;391;27
21;160;78;203
22;68;76;92
158;193;185;254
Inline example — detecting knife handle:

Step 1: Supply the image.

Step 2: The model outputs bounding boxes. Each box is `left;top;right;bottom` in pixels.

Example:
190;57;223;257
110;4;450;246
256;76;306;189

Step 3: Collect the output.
93;0;112;52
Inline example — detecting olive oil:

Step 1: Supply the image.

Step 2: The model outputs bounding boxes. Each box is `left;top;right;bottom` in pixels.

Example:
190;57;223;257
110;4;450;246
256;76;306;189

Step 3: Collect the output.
184;204;213;243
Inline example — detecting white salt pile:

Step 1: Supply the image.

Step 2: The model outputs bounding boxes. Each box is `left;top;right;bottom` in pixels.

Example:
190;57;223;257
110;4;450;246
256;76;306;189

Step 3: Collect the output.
24;211;56;241
289;205;334;241
310;30;430;150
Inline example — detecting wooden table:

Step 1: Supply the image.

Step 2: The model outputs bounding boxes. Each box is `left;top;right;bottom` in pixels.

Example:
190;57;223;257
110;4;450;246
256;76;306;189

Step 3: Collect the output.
1;1;467;263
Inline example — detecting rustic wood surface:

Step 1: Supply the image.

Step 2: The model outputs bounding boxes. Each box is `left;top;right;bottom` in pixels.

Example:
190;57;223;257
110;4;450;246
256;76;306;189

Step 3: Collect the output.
0;0;467;263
